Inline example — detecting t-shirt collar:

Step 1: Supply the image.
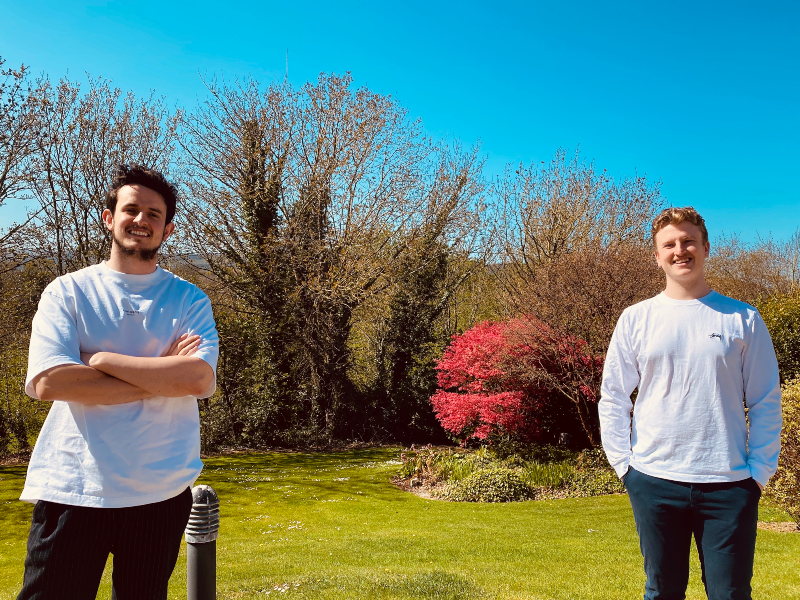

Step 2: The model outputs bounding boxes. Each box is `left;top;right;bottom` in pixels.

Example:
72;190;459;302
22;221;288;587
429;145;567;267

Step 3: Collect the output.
656;289;718;306
99;261;166;287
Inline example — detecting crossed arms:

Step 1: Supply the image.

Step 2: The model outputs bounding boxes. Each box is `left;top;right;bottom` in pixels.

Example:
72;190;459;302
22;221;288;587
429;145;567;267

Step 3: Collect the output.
32;334;215;405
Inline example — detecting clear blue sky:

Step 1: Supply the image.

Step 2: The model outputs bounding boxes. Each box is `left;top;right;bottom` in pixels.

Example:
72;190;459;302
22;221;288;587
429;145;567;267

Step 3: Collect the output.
2;0;798;242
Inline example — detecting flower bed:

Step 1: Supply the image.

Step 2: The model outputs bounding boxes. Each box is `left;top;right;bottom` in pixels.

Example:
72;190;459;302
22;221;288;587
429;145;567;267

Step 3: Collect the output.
397;444;624;502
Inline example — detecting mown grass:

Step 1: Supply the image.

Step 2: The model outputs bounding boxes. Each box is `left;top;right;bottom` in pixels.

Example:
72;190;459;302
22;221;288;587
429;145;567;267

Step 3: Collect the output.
1;448;799;599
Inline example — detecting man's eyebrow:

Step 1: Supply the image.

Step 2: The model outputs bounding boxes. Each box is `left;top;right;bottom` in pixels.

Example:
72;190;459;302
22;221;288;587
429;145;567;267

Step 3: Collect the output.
120;202;163;215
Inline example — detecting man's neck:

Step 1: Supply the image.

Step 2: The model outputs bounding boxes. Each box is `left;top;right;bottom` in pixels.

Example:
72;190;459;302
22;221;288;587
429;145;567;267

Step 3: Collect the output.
663;277;712;301
105;249;159;275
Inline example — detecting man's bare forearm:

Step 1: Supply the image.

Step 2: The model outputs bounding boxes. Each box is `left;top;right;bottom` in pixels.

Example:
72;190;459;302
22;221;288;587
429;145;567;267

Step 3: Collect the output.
88;352;214;398
32;334;213;403
33;365;153;405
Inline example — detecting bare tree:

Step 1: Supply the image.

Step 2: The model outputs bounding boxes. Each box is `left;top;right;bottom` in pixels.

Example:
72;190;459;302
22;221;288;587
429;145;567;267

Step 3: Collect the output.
0;57;37;208
181;73;487;443
28;75;179;276
0;67;181;454
505;244;663;446
781;230;800;289
496;149;664;446
707;232;799;304
782;230;800;289
179;78;292;311
499;148;660;272
0;56;43;264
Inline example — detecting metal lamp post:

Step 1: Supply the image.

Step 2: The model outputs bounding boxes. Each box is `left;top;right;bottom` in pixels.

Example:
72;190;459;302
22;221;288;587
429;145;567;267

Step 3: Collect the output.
185;485;220;600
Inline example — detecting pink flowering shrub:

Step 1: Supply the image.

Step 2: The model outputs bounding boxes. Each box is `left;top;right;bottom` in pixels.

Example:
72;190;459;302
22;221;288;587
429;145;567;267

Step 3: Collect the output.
430;320;547;443
431;318;603;445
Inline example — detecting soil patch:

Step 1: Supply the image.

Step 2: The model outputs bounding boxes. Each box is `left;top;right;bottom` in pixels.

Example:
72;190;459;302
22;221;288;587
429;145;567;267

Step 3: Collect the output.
757;521;798;533
391;476;449;500
0;450;32;466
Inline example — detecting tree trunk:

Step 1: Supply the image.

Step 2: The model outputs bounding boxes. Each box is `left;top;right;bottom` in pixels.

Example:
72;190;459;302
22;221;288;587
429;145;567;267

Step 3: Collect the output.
573;394;601;448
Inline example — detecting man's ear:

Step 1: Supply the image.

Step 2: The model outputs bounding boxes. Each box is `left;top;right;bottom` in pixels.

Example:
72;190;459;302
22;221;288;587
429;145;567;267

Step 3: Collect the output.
102;209;114;231
704;240;710;258
163;222;175;241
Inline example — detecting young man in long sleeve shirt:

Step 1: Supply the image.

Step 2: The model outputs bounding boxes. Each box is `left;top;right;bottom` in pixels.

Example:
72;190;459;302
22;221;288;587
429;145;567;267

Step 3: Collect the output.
599;207;782;600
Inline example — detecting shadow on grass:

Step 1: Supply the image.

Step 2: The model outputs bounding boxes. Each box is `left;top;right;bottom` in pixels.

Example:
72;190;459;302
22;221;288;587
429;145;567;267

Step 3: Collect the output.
203;448;398;472
200;448;408;504
0;465;34;524
229;571;487;600
374;571;485;599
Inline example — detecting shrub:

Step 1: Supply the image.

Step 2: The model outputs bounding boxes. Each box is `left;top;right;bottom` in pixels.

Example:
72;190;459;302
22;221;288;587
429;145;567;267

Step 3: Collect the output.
0;340;47;454
430;320;589;446
521;461;575;489
757;291;800;382
429;321;533;443
574;448;613;471
440;466;533;502
765;378;800;524
564;469;625;497
397;444;625;501
560;448;625;497
399;445;474;483
491;440;576;463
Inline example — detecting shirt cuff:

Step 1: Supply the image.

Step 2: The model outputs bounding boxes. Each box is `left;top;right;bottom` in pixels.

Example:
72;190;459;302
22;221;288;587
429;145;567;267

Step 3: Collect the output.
612;459;631;479
748;462;773;488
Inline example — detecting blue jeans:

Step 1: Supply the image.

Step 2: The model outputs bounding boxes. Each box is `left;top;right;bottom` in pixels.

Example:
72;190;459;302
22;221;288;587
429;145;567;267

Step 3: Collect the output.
624;467;761;600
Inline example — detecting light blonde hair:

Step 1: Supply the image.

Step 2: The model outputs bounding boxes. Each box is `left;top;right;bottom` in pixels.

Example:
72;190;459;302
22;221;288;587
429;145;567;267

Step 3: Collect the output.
651;206;708;247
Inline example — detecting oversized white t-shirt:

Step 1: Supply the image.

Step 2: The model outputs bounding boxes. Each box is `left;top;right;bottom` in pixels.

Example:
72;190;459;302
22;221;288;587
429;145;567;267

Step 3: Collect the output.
599;291;782;487
21;262;219;508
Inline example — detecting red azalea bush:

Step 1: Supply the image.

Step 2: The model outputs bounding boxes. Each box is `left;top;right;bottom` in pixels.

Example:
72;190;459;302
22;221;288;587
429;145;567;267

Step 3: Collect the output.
430;318;602;446
430;319;547;444
508;317;606;447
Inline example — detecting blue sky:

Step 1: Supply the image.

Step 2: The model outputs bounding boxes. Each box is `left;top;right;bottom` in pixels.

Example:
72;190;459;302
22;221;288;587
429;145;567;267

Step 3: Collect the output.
1;0;798;242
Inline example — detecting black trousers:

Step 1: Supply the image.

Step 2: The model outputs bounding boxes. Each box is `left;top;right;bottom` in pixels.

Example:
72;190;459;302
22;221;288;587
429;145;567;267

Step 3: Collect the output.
17;488;192;600
625;468;761;600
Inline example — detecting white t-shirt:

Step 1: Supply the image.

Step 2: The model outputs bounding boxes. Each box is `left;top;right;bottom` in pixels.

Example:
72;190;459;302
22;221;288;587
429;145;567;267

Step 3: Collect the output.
599;291;782;487
21;262;219;508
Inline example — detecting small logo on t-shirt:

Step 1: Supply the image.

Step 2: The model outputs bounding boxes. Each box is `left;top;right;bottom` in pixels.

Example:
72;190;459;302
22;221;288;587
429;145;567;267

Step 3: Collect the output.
709;333;722;340
125;310;142;316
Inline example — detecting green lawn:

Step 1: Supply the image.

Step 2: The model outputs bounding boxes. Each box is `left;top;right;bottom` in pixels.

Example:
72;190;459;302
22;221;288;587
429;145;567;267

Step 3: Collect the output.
1;449;799;600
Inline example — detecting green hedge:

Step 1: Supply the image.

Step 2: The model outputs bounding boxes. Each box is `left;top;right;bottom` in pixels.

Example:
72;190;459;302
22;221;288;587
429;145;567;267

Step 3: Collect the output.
765;378;800;525
758;291;800;381
565;469;625;497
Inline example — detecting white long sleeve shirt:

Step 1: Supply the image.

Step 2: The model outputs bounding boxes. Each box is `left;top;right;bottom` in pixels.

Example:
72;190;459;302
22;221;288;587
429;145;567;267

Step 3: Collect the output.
599;291;782;487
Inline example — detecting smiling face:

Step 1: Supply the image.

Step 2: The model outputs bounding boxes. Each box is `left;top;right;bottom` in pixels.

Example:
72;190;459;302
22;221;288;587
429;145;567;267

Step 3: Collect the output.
102;184;175;273
654;220;711;297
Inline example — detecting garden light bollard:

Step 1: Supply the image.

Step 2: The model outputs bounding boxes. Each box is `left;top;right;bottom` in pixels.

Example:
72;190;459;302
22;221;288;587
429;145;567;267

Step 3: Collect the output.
185;485;220;600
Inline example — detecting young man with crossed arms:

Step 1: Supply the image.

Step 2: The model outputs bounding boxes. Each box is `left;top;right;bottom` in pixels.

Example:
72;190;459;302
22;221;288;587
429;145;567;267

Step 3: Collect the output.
599;207;782;600
17;165;219;599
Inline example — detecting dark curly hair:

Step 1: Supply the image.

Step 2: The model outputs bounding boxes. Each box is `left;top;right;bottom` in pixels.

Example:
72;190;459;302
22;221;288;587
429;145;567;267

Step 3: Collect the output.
105;164;178;224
